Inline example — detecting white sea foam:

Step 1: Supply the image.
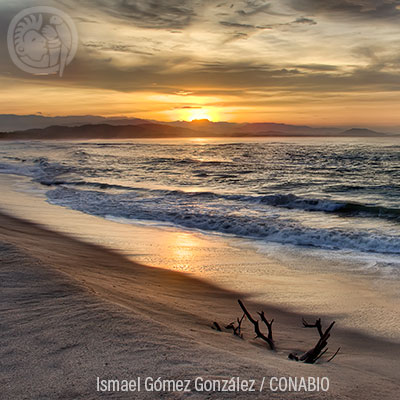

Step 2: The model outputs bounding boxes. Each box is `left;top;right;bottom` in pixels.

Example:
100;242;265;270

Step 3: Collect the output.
45;186;400;255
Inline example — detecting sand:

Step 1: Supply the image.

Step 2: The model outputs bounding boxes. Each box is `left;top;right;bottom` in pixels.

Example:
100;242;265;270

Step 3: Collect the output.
0;211;399;399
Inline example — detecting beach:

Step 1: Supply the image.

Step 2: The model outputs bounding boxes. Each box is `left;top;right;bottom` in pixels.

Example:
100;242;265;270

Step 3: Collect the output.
2;0;400;397
1;177;400;399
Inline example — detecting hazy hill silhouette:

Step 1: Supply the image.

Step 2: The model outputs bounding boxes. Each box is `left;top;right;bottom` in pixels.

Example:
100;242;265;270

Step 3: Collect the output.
0;117;393;140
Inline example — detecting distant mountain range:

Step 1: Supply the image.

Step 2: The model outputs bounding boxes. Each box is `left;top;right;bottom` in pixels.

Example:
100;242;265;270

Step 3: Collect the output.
0;114;396;140
0;114;151;132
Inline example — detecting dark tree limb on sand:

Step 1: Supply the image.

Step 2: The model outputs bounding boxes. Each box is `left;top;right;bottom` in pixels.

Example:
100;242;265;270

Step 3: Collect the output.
212;321;222;332
289;318;340;364
226;313;245;338
302;317;323;337
212;305;340;364
238;299;275;350
327;346;341;363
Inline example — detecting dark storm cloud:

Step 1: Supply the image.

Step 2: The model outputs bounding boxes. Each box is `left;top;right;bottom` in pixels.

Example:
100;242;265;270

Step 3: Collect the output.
288;0;400;19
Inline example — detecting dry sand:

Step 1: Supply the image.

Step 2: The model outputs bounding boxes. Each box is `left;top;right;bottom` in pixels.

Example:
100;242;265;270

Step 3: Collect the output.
0;212;399;399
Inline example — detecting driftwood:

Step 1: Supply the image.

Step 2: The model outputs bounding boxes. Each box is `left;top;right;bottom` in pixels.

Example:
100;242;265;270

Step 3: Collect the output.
238;299;275;350
302;317;323;337
211;321;222;331
225;313;245;338
289;318;340;364
212;301;341;364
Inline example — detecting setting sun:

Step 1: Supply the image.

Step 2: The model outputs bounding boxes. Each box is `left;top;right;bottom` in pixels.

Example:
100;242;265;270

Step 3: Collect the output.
179;108;219;122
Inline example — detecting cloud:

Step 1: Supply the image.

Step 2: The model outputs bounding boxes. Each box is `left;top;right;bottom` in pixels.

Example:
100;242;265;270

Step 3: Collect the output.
83;41;154;56
74;16;99;24
219;17;317;31
236;1;272;16
293;17;317;25
77;0;198;29
22;49;398;96
219;21;258;29
235;0;293;17
295;64;338;71
174;105;202;109
288;0;400;19
0;0;400;126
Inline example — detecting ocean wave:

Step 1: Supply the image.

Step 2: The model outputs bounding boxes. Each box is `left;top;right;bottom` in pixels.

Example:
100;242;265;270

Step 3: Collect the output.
0;158;76;186
55;183;400;220
46;186;400;255
150;190;400;220
0;162;41;177
255;193;400;219
1;158;398;222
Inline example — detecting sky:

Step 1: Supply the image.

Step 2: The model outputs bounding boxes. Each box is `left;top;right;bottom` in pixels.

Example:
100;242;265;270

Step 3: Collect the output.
1;0;400;128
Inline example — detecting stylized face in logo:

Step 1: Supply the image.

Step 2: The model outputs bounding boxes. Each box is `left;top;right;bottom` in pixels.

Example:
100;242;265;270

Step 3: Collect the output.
18;30;48;61
7;6;78;77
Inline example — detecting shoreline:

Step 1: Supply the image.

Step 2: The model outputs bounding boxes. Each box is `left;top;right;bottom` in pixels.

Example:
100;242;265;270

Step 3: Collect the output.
0;172;399;341
1;211;400;399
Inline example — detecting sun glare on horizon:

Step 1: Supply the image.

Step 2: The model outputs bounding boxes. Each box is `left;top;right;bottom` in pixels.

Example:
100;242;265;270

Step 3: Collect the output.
180;108;219;122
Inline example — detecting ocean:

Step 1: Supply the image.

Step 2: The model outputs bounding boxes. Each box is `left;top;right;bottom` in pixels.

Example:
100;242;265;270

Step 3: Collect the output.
1;137;399;270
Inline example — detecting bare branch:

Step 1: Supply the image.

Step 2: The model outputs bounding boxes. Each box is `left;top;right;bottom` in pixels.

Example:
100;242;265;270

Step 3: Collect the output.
302;317;323;337
235;313;245;338
258;311;274;343
313;348;328;363
212;321;222;331
327;347;341;363
238;299;275;350
225;313;245;338
295;319;337;364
